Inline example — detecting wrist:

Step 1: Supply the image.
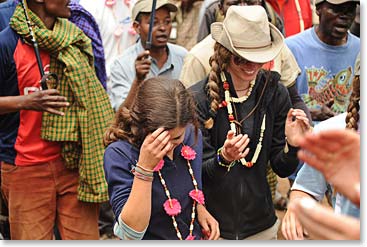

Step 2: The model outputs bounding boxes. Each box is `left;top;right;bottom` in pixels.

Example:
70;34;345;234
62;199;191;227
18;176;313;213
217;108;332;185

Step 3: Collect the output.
219;147;232;163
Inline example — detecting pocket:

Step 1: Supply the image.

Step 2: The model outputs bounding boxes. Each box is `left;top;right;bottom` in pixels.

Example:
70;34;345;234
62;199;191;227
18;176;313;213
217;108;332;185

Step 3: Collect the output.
1;163;18;174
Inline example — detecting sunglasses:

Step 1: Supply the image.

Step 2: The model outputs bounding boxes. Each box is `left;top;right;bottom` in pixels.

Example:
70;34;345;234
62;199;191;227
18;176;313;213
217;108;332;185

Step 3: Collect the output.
233;55;249;66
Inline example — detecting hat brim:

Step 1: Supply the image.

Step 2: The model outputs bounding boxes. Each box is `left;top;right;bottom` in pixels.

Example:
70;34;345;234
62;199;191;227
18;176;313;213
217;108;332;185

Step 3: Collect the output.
211;22;284;64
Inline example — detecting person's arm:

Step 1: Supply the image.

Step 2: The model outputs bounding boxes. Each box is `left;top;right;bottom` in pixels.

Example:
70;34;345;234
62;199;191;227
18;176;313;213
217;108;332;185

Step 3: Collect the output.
0;90;69;116
110;57;136;111
121;50;151;109
268;85;303;177
281;189;314;240
289;197;360;240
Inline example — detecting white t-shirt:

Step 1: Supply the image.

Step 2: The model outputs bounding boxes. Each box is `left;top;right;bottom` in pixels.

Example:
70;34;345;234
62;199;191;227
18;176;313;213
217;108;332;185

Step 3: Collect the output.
79;0;138;91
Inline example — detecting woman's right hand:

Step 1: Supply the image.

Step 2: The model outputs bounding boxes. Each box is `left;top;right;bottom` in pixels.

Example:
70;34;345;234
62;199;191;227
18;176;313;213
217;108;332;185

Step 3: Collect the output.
138;128;173;171
221;130;250;163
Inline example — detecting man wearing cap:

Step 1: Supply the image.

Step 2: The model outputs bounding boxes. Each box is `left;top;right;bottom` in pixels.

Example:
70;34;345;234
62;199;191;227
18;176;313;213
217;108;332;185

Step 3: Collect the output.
109;0;188;111
284;0;360;194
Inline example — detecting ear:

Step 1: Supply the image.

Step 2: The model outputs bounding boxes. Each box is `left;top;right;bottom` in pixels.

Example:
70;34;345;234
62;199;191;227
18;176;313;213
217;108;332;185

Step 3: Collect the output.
133;21;140;35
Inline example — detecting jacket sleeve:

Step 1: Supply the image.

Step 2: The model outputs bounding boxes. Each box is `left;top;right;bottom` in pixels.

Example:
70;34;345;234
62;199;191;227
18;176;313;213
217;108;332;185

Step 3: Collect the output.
269;84;300;177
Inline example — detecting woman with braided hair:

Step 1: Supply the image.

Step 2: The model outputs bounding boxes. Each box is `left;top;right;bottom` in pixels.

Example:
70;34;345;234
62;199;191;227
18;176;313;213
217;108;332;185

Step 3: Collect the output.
189;5;310;240
103;77;220;240
281;53;360;240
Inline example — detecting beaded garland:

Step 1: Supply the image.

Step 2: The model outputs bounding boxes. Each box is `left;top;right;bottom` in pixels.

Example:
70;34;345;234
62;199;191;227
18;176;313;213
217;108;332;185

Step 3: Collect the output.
220;71;266;169
154;145;205;240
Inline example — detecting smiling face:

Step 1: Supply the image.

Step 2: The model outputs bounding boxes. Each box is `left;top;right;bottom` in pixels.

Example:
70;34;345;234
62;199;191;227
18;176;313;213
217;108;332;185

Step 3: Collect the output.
134;7;172;49
317;2;357;44
227;54;264;83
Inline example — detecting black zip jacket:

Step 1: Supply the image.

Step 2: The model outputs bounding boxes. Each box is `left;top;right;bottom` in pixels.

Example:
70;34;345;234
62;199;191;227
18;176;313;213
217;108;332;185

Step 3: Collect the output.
189;70;299;239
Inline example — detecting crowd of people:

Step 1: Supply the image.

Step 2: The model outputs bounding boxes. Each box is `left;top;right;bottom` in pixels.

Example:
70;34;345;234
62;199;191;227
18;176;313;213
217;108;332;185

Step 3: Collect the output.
0;0;360;240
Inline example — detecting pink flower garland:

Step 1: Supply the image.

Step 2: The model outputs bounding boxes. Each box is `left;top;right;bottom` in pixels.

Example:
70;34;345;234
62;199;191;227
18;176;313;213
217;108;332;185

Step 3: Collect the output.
156;145;204;240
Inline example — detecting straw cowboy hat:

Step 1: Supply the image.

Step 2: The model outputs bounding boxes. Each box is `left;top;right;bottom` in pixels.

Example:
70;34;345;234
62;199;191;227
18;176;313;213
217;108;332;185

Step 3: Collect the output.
211;5;284;63
315;0;359;5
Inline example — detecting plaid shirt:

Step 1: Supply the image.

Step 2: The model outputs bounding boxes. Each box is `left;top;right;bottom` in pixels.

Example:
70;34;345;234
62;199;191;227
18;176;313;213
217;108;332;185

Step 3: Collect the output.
69;1;107;89
10;5;114;202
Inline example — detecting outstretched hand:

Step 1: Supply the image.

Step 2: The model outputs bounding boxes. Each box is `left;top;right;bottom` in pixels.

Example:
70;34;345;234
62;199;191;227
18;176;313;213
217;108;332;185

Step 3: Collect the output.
297;129;360;206
288;197;360;240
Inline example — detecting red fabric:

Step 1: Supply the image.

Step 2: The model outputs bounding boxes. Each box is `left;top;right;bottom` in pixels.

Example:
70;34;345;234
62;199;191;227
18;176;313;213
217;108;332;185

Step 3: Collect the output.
13;40;60;166
282;0;313;37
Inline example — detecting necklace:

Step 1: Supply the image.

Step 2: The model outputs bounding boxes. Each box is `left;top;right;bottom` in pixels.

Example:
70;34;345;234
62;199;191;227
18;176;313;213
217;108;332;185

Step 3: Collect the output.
154;145;205;240
220;71;266;168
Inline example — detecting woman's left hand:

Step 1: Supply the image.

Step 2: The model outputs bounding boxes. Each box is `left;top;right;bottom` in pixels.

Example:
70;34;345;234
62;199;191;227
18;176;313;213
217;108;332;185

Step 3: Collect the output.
285;108;311;147
197;204;220;240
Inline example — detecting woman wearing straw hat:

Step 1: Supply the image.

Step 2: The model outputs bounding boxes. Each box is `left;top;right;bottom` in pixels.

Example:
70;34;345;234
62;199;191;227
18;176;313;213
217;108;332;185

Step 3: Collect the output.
189;5;310;240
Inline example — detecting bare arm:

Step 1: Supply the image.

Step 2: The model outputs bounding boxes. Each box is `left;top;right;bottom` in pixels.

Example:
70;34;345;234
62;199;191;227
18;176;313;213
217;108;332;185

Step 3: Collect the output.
0;89;69;116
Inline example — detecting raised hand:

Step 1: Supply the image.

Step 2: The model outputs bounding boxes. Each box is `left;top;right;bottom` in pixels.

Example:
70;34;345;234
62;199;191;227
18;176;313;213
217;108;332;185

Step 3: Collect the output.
285;108;311;147
135;50;151;82
138;127;173;171
221;130;250;163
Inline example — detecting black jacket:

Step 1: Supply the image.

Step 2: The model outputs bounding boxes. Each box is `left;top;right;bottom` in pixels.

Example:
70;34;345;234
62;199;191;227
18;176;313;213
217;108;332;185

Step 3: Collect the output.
189;70;299;239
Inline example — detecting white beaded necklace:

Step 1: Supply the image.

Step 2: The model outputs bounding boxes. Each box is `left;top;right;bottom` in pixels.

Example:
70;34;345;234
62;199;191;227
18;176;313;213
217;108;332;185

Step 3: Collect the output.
220;71;266;168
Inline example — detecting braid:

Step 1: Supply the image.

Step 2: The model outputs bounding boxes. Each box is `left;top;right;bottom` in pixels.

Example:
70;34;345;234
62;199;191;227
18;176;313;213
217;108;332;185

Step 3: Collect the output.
345;75;360;131
205;43;232;129
103;104;145;147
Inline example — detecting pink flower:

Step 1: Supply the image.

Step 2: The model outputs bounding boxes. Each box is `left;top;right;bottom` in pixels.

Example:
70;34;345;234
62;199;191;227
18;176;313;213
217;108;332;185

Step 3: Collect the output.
185;235;196;240
163;199;181;216
128;26;137;36
189;189;205;205
154;160;164;172
181;146;196;160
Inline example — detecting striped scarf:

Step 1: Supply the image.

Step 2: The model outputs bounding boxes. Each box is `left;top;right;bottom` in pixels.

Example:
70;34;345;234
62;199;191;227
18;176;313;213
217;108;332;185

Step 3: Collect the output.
10;5;114;203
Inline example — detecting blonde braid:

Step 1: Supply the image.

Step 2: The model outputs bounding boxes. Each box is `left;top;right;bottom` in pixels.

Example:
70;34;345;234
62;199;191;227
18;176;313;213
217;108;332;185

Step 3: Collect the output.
205;43;232;129
345;75;360;131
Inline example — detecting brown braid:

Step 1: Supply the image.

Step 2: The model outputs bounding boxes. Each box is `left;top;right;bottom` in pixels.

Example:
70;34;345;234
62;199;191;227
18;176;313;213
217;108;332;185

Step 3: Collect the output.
104;77;199;147
345;75;360;131
205;43;233;129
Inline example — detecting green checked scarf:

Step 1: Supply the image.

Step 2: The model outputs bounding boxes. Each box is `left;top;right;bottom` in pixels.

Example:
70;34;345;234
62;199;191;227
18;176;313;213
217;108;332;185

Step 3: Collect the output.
10;5;114;202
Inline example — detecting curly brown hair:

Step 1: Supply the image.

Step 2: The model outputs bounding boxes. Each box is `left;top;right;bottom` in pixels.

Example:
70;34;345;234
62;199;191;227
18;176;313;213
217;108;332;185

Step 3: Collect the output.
104;77;198;147
345;74;360;131
205;42;232;129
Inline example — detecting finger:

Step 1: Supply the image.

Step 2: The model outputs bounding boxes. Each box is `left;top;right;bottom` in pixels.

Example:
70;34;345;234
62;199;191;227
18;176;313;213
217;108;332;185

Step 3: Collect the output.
238;136;250;153
239;147;250;158
157;142;173;158
152;131;170;148
45;107;65;116
136;50;150;60
289;211;303;240
146;128;165;144
226;130;235;140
